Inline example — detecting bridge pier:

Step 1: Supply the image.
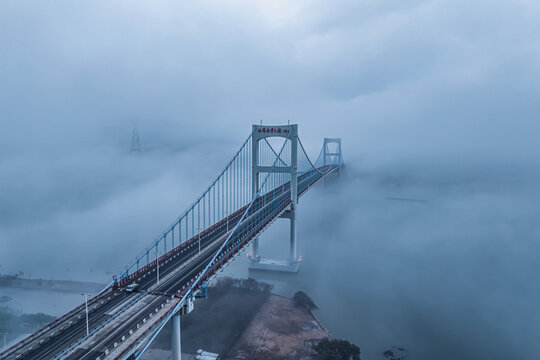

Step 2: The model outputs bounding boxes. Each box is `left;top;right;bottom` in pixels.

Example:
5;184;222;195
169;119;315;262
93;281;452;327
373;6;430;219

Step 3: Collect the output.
249;124;300;273
172;311;181;360
170;295;194;360
287;208;297;264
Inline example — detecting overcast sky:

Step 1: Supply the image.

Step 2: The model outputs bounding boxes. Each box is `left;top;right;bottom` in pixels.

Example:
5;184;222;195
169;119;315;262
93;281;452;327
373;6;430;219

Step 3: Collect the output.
1;0;540;161
1;1;540;358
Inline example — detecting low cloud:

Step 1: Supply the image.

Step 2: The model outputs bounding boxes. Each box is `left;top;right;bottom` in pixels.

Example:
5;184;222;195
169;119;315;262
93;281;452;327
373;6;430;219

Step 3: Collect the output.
1;1;539;358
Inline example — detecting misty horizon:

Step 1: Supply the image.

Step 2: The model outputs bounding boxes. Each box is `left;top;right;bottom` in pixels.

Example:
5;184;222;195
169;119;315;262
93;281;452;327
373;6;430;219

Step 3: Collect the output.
2;1;540;360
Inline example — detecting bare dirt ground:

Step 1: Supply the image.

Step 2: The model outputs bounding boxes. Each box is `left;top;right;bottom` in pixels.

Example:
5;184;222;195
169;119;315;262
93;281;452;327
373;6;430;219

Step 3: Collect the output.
139;349;196;360
225;294;330;360
143;282;270;357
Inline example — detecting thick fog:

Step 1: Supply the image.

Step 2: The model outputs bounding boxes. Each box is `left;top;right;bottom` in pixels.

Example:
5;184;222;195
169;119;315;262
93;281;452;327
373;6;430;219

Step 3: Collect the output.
222;165;540;359
1;1;540;359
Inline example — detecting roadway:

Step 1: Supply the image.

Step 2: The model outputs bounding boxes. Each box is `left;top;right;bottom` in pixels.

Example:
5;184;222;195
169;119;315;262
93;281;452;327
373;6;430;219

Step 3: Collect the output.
0;166;335;360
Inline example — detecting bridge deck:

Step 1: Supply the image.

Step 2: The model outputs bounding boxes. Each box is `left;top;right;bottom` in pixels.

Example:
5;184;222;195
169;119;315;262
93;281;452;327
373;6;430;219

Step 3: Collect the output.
0;166;338;360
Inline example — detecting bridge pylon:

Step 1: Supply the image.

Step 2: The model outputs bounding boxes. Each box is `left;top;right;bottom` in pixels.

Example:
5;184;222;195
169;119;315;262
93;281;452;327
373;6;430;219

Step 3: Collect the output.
249;124;300;273
323;137;343;173
172;311;181;360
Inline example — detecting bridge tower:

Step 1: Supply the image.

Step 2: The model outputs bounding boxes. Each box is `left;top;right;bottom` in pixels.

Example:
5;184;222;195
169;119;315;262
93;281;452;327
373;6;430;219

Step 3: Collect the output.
249;124;300;272
323;137;343;172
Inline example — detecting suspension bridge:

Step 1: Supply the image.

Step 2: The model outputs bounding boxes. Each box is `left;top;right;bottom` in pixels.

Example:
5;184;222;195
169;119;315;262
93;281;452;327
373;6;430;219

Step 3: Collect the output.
0;124;344;360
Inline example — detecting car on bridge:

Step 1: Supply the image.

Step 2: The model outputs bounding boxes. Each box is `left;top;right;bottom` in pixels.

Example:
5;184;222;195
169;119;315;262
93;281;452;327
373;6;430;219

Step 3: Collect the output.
125;283;139;293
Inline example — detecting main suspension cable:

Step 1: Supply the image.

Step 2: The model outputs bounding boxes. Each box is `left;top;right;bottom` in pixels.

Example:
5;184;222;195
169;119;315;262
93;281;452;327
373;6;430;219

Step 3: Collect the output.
297;137;334;175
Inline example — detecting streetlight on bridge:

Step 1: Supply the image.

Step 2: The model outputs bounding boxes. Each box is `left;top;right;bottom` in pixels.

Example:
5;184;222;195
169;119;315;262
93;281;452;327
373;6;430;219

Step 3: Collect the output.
197;226;202;254
156;247;160;285
81;293;90;336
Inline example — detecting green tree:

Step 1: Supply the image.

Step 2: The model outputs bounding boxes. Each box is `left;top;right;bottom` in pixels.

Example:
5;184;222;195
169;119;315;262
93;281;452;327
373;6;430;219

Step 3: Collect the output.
293;291;318;312
314;338;361;360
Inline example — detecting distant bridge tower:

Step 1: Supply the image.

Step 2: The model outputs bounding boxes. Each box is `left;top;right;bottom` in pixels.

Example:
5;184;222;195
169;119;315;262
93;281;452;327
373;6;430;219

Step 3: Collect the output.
249;124;300;272
323;137;343;173
130;127;142;152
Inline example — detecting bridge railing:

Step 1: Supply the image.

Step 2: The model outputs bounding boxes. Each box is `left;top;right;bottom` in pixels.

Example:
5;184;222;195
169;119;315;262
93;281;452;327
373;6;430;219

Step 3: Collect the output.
109;132;259;289
0;128;343;360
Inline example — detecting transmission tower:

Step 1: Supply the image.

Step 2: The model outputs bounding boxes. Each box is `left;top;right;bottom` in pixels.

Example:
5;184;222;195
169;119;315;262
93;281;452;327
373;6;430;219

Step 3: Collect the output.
130;127;141;152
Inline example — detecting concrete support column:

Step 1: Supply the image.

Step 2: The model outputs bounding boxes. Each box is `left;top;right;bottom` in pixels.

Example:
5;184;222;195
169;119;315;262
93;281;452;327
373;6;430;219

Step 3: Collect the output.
172;311;181;360
289;210;297;263
251;125;260;260
290;133;298;264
